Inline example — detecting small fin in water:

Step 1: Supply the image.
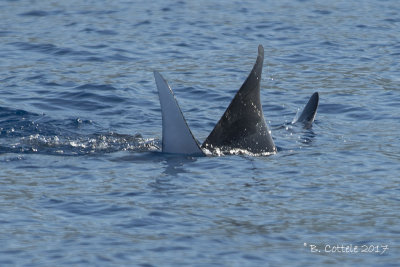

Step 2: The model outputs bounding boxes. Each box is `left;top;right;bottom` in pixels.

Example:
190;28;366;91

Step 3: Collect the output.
294;92;319;128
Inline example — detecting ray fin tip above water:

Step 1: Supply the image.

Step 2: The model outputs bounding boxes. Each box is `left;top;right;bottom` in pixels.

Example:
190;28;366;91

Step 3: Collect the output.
154;71;204;156
294;92;319;128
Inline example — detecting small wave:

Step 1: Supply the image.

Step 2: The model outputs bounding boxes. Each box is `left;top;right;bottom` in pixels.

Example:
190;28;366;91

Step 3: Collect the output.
312;9;332;15
134;20;151;27
19;10;63;17
10;42;94;58
74;83;117;92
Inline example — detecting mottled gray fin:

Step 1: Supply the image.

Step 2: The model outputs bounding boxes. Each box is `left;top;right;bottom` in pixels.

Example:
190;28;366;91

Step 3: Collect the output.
201;45;276;154
295;92;319;128
154;71;204;156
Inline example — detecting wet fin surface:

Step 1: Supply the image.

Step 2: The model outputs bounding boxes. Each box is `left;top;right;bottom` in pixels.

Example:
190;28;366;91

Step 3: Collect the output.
154;71;204;156
201;45;276;154
296;92;319;128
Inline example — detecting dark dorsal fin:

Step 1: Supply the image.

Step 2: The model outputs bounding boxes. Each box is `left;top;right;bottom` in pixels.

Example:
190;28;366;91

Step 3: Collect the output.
296;92;319;128
201;45;276;154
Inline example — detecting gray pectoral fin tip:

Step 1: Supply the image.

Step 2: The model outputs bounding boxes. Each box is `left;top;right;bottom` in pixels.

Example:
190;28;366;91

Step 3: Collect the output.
155;68;204;155
153;70;161;79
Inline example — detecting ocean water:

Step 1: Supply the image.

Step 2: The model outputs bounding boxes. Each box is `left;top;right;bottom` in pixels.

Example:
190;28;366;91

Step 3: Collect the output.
1;0;399;266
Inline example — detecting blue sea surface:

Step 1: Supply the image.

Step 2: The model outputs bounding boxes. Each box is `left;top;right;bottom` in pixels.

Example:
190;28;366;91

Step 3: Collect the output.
1;0;400;266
